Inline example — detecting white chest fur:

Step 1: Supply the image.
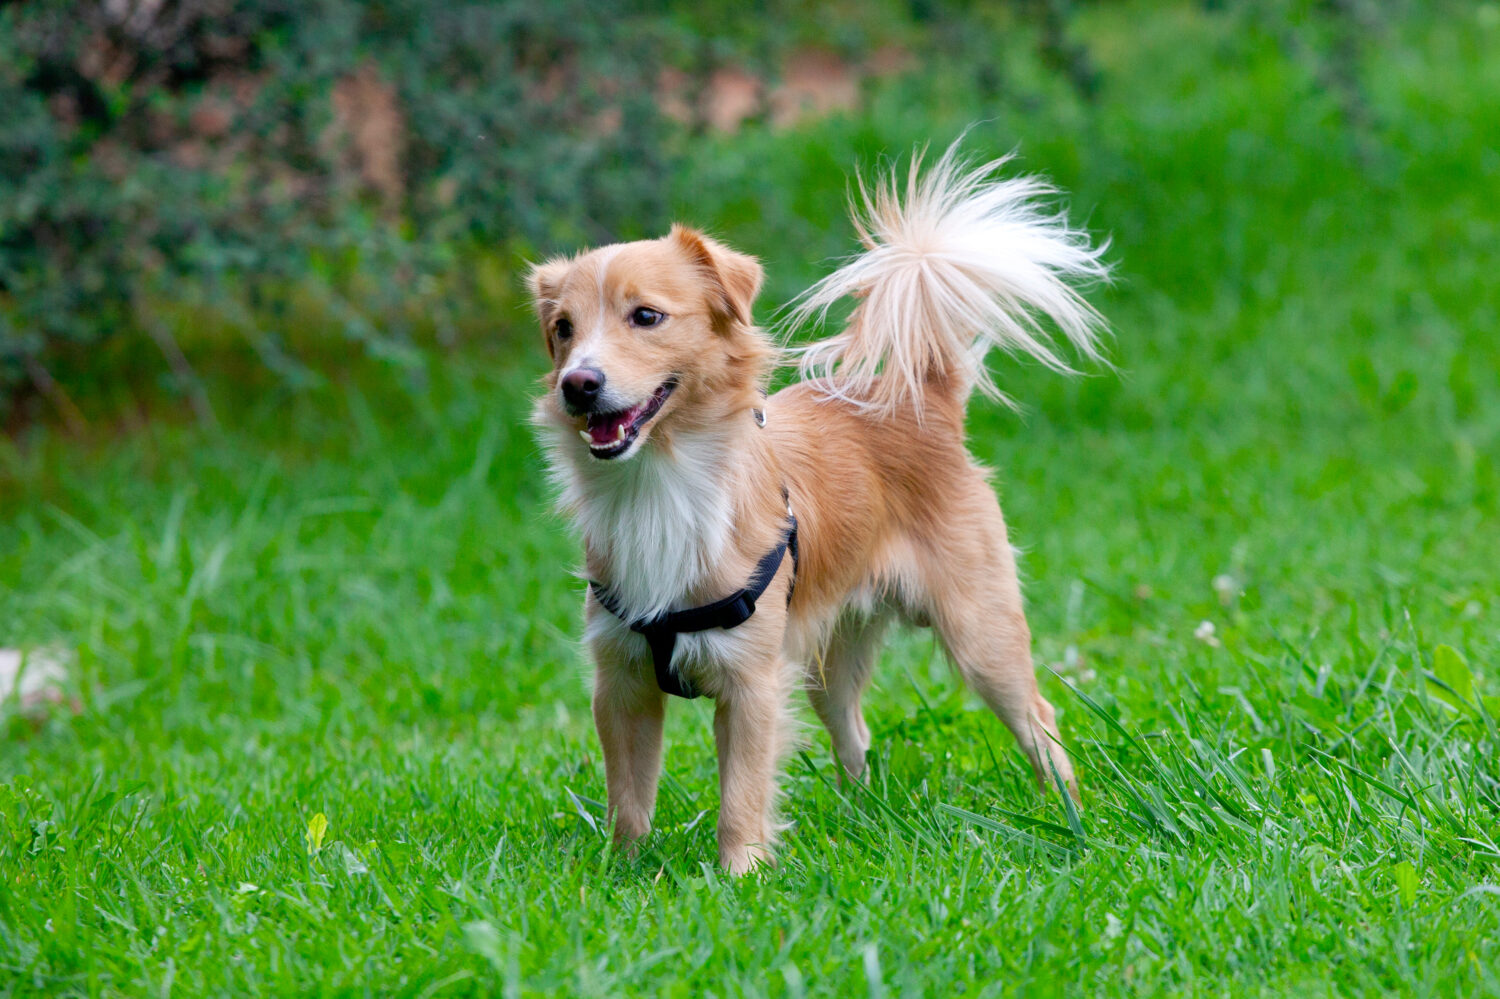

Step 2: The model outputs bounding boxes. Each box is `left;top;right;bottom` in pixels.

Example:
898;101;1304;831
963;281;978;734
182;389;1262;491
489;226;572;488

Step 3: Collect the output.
549;429;737;621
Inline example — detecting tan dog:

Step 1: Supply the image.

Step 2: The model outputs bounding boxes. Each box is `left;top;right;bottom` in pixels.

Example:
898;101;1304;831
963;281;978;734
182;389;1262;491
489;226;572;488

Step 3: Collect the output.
529;143;1110;874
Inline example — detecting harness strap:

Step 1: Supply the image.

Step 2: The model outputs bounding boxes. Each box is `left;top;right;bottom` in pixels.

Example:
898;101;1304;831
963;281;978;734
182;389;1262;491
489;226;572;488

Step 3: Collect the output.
589;514;798;700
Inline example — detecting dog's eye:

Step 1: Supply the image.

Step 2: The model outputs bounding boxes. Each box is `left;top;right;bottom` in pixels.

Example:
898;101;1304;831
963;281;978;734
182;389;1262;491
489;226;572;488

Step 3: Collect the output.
554;318;573;339
629;307;664;328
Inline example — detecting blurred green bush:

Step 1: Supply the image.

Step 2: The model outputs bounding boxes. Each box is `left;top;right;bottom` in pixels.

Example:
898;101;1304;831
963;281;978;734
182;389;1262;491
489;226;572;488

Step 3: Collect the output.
0;0;1428;427
0;0;1140;425
0;0;682;421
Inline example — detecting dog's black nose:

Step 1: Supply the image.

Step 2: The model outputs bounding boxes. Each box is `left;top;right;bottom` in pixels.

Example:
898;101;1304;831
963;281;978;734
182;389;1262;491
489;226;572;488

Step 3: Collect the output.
561;367;605;412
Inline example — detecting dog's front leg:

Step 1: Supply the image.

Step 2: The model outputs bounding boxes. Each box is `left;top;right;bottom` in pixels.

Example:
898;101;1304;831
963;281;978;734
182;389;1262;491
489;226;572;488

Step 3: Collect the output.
713;668;786;875
592;657;667;850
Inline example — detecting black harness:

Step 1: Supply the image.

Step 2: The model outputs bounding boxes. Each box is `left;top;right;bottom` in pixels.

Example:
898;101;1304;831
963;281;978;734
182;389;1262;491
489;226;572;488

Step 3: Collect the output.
589;424;798;699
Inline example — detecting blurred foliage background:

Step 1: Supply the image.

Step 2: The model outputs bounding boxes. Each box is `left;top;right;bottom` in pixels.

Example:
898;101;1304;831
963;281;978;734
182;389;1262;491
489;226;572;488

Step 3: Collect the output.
2;0;1479;430
3;4;1500;991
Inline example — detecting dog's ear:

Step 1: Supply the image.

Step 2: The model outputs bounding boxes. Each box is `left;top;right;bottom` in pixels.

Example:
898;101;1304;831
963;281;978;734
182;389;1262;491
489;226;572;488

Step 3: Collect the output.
526;257;572;358
670;225;764;332
526;257;571;318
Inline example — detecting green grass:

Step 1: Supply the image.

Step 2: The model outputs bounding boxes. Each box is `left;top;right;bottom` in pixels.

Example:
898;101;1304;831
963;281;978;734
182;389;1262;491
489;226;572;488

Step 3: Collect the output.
4;3;1500;995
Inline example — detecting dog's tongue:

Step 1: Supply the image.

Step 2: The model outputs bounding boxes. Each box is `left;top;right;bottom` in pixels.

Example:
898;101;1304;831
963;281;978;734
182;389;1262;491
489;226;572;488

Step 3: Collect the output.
586;404;642;446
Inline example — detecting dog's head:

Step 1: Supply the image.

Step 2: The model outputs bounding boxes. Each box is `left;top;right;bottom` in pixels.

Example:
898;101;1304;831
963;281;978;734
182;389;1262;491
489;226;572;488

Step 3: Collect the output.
528;225;772;462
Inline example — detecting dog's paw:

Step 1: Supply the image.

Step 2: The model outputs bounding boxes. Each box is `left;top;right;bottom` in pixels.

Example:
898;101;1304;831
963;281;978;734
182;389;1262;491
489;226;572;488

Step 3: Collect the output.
719;843;773;876
836;751;870;784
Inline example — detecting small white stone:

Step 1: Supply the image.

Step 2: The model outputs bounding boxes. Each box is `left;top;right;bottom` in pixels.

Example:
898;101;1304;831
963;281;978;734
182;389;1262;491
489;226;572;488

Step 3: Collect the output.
0;648;70;712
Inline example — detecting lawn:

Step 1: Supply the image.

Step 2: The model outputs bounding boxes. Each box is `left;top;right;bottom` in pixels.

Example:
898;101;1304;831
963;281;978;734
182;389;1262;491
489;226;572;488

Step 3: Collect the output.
3;4;1499;996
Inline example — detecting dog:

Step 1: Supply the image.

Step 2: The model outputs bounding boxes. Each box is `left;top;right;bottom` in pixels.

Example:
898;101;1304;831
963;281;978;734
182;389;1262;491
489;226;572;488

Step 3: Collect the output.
528;141;1110;874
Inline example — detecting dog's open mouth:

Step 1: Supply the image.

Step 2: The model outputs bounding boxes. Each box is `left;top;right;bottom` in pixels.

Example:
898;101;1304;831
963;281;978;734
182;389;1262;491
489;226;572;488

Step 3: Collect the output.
579;379;676;459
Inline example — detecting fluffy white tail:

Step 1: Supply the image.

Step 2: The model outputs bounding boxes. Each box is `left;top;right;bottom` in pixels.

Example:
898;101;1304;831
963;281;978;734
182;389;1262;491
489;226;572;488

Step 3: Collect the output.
783;141;1111;413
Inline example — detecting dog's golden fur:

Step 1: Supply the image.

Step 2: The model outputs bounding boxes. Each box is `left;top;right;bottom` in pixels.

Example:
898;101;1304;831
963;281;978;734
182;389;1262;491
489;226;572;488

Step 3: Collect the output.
529;143;1109;874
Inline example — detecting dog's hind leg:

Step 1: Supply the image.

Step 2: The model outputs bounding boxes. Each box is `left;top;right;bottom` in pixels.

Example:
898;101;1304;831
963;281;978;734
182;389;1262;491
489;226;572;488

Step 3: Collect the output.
917;500;1078;800
806;611;889;780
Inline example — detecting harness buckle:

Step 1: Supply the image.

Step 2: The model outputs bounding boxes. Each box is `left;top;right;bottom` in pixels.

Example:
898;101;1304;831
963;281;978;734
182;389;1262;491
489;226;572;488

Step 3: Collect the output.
724;591;757;625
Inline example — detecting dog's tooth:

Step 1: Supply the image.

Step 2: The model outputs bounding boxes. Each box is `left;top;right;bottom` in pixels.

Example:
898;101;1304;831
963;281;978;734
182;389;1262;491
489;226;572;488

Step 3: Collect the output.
616;423;628;441
579;430;593;444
